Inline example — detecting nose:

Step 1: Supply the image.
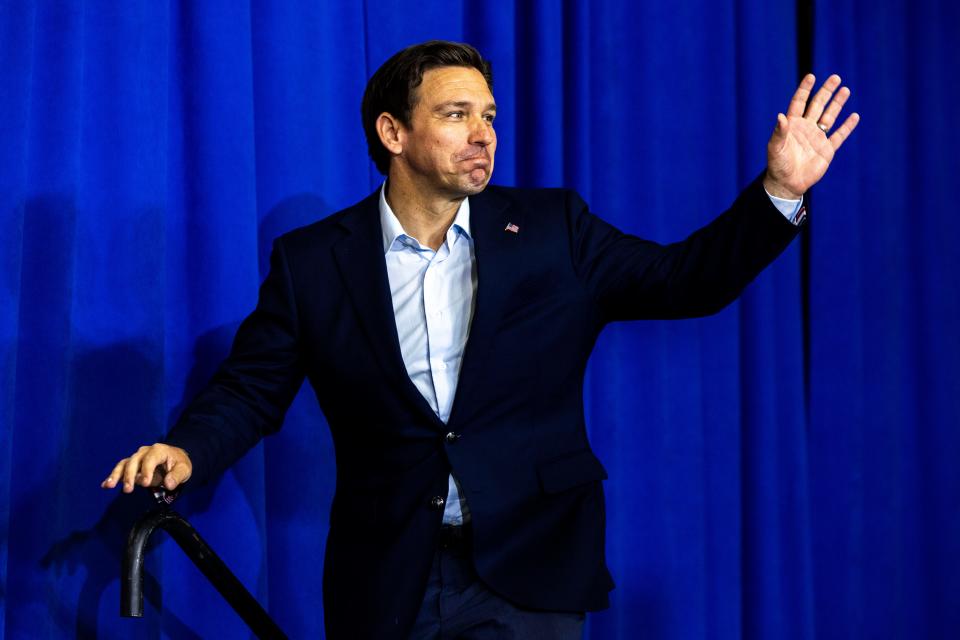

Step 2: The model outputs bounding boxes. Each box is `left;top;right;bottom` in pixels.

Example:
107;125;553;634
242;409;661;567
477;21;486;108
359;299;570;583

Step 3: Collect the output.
469;116;495;147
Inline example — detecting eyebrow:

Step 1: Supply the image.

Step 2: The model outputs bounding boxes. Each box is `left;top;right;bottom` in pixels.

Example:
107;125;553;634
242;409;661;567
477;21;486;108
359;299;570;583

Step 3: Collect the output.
433;100;497;112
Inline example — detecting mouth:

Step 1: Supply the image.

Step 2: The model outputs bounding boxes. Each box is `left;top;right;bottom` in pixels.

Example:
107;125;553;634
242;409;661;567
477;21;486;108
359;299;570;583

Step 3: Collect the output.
455;149;490;164
455;150;493;186
461;157;490;174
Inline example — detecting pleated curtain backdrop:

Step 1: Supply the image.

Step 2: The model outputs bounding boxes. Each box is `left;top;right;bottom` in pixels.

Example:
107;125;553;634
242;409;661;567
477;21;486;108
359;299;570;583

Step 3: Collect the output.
808;1;960;637
0;1;956;638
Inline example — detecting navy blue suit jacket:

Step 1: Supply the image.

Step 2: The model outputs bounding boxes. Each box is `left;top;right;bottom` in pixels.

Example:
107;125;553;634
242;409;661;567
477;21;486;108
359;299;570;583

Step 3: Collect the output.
166;174;800;639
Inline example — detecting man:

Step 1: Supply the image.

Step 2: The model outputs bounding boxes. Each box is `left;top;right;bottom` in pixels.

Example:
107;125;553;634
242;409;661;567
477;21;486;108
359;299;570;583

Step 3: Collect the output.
102;41;858;639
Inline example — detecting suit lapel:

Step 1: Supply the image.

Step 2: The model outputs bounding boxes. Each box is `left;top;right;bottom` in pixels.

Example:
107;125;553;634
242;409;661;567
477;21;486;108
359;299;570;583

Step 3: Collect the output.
448;187;522;427
332;191;445;429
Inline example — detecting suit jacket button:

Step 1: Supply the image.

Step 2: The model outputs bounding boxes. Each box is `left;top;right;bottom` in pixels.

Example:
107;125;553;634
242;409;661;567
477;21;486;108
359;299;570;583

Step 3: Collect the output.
445;431;459;443
429;496;445;510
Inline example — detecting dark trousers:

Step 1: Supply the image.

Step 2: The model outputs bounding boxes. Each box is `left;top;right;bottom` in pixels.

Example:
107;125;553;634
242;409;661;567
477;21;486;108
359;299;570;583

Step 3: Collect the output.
408;526;586;639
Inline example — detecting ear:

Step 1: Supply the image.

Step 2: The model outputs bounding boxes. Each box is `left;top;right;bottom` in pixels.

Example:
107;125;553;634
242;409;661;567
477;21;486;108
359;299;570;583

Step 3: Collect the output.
376;112;405;158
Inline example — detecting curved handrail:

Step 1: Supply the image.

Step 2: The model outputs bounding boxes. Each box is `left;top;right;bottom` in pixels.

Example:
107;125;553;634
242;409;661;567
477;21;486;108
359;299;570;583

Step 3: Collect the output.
121;490;287;639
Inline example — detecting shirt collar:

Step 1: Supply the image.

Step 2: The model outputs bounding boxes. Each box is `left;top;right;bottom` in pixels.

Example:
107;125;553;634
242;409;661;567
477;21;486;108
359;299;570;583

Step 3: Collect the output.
379;182;472;254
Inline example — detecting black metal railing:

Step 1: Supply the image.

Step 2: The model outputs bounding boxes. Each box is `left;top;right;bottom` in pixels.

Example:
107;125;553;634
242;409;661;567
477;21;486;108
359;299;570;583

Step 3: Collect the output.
122;488;287;639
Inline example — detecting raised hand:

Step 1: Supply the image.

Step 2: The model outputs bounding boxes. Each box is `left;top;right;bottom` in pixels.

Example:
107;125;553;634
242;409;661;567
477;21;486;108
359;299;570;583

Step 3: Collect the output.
101;443;192;493
764;74;860;199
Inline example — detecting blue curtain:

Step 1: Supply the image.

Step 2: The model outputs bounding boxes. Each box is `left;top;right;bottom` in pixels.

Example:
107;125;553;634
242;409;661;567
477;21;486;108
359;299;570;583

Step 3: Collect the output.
808;0;960;637
0;1;955;638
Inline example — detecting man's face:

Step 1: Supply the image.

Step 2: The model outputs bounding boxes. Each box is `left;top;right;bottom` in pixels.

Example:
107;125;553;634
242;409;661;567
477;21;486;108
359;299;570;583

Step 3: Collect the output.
397;66;497;197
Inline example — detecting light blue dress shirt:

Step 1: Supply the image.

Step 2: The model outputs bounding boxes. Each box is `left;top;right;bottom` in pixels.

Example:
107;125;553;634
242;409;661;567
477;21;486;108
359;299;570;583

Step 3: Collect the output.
380;185;476;525
379;183;802;526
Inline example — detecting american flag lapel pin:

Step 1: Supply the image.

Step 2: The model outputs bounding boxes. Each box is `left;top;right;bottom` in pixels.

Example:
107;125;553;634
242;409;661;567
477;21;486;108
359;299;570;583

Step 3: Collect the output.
504;222;519;233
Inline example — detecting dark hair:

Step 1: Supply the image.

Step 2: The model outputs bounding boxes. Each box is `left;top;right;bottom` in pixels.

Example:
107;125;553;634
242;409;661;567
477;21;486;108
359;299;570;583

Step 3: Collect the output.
361;40;493;175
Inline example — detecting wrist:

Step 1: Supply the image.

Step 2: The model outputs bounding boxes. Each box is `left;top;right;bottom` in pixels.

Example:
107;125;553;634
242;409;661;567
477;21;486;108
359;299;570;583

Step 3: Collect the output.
763;173;804;200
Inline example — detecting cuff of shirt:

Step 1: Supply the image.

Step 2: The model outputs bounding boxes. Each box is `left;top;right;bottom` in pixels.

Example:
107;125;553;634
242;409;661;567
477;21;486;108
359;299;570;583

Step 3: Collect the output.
764;188;806;226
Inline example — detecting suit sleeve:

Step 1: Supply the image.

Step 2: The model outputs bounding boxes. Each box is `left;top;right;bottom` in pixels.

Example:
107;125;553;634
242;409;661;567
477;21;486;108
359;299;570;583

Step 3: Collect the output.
164;238;306;488
569;173;802;323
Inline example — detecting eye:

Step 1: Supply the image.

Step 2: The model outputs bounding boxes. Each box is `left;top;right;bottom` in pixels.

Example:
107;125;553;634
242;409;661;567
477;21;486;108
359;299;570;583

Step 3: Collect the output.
447;111;465;119
483;114;496;124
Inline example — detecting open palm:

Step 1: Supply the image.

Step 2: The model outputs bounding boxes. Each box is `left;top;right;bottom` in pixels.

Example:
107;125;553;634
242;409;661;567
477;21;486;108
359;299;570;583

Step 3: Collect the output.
764;74;860;199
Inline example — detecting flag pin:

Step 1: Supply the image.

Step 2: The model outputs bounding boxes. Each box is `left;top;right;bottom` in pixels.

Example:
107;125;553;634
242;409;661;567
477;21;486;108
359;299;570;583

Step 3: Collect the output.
504;222;519;233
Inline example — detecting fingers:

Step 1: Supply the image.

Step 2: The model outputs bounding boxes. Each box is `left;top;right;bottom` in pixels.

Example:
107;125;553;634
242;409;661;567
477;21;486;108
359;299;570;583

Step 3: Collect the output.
803;74;842;122
139;448;166;488
816;85;851;132
829;112;861;151
101;444;192;493
769;113;789;152
121;446;149;492
786;72;856;139
101;458;129;490
164;458;192;490
786;73;816;118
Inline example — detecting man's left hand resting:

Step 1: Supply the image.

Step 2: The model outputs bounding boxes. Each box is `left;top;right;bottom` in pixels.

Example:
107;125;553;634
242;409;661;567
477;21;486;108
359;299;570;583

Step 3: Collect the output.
101;443;192;493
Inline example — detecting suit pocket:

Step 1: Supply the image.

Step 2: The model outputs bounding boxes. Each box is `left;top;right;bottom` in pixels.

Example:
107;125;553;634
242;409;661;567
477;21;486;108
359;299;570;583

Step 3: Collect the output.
537;448;608;494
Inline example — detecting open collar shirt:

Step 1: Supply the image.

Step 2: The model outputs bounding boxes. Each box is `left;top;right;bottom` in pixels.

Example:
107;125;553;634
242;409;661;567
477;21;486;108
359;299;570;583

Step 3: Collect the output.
380;184;476;525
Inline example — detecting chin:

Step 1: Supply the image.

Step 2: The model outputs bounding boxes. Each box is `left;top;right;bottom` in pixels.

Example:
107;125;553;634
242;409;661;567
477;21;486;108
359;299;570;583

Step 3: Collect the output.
440;176;488;198
461;168;493;194
461;180;489;195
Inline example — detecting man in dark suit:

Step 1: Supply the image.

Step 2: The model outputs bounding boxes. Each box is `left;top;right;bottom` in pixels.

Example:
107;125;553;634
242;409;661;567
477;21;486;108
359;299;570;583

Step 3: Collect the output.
102;41;858;639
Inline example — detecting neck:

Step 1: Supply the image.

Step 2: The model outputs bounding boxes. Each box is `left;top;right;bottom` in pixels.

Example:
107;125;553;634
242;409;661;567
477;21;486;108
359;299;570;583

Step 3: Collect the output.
385;170;464;251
